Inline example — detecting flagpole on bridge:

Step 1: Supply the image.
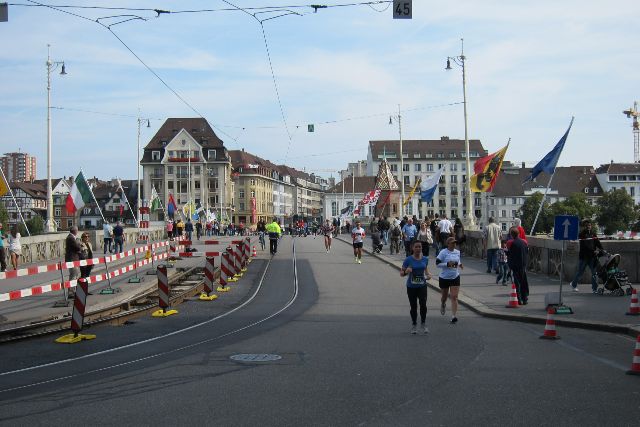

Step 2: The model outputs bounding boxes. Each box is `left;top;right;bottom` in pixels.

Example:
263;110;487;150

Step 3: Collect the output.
0;166;30;236
529;172;556;236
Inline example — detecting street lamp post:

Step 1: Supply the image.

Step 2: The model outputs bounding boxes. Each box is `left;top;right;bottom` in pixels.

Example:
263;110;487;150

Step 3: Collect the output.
390;104;405;217
137;116;150;229
45;44;67;233
446;38;476;228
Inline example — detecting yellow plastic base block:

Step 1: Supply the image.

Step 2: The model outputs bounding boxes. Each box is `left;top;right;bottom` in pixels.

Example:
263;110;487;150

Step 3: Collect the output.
55;333;97;344
199;293;218;301
217;286;231;292
241;268;248;272
226;277;238;282
152;308;178;317
234;273;243;278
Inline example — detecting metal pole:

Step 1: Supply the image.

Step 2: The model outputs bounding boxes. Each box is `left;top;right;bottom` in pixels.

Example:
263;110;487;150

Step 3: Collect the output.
461;38;474;228
398;104;405;218
46;45;54;233
530;171;556;235
352;173;355;218
137;116;142;230
559;239;565;306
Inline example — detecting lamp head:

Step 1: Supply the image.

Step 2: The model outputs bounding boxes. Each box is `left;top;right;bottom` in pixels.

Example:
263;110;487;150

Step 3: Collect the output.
146;120;151;128
445;58;452;70
59;63;67;75
389;116;393;125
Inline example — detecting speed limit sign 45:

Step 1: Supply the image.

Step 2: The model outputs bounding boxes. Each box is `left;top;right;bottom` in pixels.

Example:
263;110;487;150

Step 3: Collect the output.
393;0;412;19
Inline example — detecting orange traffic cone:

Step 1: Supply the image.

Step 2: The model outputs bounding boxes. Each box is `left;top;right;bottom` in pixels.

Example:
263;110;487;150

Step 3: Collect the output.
626;288;639;316
505;283;519;308
540;308;560;340
627;334;640;376
252;246;257;257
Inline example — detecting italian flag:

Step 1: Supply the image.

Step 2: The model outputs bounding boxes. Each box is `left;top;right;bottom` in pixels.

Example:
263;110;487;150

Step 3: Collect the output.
66;171;93;214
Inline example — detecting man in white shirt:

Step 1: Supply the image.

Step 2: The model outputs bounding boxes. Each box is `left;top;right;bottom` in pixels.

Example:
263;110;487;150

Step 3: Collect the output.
438;215;453;248
103;222;114;254
484;217;502;273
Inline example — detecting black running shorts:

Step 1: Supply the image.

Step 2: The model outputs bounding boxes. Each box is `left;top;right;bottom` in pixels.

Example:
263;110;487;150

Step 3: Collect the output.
352;242;363;249
439;276;460;289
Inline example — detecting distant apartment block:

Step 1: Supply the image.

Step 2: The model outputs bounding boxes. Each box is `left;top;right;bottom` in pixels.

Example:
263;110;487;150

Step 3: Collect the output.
1;152;37;182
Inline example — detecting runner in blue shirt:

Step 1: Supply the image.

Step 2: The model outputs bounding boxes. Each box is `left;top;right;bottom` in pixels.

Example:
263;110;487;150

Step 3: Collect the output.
436;237;464;324
401;240;433;334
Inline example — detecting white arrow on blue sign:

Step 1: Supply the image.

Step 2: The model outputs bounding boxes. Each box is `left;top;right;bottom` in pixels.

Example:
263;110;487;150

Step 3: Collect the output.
553;215;579;241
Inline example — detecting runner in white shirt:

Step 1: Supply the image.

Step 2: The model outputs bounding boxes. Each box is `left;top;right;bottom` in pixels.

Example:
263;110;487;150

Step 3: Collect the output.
351;220;366;264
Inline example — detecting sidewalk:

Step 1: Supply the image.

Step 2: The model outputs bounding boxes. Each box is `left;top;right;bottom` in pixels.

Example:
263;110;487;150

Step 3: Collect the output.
336;236;640;337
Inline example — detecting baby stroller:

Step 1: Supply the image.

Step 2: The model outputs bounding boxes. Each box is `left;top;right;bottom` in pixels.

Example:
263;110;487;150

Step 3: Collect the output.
371;231;383;254
594;250;634;296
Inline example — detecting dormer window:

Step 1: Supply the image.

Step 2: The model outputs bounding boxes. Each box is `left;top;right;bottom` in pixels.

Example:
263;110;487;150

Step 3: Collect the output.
152;151;161;161
208;149;216;160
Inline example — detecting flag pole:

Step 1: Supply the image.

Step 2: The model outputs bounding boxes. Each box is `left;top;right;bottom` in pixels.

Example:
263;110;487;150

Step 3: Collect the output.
529;171;556;236
0;167;30;236
81;170;107;226
152;185;168;220
118;178;139;227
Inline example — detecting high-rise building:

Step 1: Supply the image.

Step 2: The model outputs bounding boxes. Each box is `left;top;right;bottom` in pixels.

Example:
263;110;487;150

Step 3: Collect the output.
1;152;37;182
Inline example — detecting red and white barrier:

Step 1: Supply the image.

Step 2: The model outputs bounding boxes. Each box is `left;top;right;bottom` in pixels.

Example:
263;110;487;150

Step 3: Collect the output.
138;206;150;243
54;277;96;343
200;257;218;300
152;265;177;317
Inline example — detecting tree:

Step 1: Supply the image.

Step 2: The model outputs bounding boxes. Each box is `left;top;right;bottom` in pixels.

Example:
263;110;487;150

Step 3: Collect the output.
596;189;635;234
519;192;553;234
18;214;45;236
551;193;596;222
0;204;8;230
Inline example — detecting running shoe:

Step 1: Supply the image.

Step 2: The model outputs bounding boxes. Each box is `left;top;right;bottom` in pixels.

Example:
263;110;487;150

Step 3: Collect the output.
410;324;417;335
450;316;458;324
421;323;430;334
572;286;579;292
440;302;446;316
355;258;359;263
357;259;362;264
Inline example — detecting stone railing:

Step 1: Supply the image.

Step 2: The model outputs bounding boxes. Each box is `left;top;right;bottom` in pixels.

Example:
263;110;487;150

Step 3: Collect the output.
463;230;639;284
12;225;166;264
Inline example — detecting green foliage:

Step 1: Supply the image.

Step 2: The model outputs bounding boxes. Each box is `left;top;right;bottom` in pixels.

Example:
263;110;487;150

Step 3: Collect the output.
596;189;635;234
0;204;8;229
519;192;553;234
18;215;45;236
551;193;596;223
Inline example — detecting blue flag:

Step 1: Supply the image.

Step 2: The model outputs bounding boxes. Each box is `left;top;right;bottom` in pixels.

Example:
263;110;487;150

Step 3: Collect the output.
523;117;574;184
420;167;445;202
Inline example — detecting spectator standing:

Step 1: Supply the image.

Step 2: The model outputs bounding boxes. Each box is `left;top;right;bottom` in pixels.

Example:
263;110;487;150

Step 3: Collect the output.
196;220;203;240
430;214;441;253
416;221;432;257
113;221;125;254
453;218;466;253
389;223;401;255
176;219;185;238
513;218;527;242
507;227;529;304
484;217;502;273
166;220;174;240
185;219;194;241
7;224;21;271
65;226;82;281
379;216;390;245
437;214;453;248
496;240;510;286
569;220;602;293
0;222;6;272
79;232;94;279
401;218;418;257
103;222;114;254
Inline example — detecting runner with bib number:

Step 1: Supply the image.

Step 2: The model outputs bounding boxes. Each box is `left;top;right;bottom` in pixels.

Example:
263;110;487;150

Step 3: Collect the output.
401;240;433;334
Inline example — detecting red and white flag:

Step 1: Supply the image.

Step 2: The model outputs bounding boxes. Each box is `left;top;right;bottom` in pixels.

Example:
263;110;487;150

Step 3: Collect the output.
360;189;381;206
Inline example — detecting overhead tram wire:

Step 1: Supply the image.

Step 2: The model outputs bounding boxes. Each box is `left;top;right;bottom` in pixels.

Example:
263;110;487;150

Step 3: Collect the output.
24;0;238;142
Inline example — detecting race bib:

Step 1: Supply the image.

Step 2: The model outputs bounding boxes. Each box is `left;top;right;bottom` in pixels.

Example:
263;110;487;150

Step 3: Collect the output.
410;273;425;285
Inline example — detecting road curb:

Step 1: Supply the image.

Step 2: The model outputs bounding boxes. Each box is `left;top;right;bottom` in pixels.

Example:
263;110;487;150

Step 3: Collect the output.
335;236;640;338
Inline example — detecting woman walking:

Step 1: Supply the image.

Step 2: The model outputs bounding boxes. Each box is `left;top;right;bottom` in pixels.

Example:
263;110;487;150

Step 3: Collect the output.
416;221;432;257
400;240;433;334
79;232;94;279
7;224;21;271
436;237;464;324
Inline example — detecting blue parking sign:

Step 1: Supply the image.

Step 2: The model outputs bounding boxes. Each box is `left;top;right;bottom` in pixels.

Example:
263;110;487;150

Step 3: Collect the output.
553;215;579;240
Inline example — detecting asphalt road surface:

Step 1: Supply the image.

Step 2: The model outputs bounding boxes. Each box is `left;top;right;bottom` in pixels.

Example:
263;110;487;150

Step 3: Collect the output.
0;236;638;426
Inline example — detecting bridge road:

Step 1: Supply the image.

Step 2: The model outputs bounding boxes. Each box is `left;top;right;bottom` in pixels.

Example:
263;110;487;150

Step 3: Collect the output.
0;236;638;426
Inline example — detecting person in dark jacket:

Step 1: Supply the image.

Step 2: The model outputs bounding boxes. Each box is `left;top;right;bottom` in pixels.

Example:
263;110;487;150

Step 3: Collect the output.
507;227;529;305
570;220;603;293
65;226;82;281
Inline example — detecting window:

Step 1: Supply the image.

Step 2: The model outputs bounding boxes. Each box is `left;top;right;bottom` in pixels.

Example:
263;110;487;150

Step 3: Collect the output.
450;163;457;171
67;219;73;227
167;166;174;175
501;210;507;217
239;202;245;211
439;187;447;196
501;223;507;231
402;164;410;172
331;201;338;216
55;207;61;216
475;197;481;206
490;210;495;217
239;189;245;199
209;195;219;205
251;190;256;198
512;198;517;204
83;208;91;215
403;176;410;186
390;164;398;172
437;153;444;159
194;166;201;175
426;163;434;172
195;181;201;190
407;201;413;215
414;164;422;172
250;179;256;186
179;181;187;193
593;187;598;194
632;187;636;197
451;175;458;184
512;210;517;217
451;199;458;207
208;149;217;160
152;151;161;161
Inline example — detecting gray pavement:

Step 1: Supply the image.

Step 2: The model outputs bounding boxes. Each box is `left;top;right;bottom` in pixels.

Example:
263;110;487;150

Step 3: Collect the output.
336;234;640;336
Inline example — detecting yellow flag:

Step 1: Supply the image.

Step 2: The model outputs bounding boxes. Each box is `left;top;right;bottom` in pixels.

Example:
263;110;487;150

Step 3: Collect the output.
0;172;8;197
470;144;509;192
403;178;421;206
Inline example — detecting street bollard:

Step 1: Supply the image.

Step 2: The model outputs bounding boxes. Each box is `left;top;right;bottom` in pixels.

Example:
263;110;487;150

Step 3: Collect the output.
55;278;97;343
199;257;218;301
234;244;244;277
218;252;232;292
152;265;178;317
225;248;238;283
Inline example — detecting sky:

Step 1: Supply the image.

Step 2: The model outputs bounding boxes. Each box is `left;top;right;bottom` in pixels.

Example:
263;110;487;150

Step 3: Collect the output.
1;1;639;182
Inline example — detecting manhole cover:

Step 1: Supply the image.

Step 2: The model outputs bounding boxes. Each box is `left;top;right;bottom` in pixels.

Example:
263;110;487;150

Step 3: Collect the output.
230;353;282;362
